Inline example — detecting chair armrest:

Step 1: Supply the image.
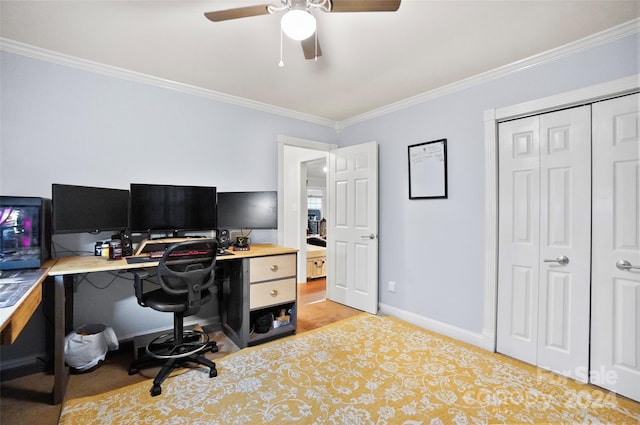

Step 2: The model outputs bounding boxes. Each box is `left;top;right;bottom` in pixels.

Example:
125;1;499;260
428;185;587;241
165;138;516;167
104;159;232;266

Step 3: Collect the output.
131;269;151;307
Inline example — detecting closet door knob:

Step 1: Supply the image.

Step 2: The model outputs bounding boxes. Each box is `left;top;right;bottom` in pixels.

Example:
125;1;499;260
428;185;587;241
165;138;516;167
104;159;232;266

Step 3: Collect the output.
616;259;640;271
543;255;569;265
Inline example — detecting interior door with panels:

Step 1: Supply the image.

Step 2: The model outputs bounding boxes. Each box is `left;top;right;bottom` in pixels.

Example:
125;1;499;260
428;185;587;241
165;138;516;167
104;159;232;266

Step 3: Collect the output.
536;106;591;380
497;115;541;366
328;141;379;314
497;106;591;381
591;93;640;401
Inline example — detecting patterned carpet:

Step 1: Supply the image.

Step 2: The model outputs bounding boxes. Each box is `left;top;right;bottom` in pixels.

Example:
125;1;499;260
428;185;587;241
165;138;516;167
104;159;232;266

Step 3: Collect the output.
59;314;639;424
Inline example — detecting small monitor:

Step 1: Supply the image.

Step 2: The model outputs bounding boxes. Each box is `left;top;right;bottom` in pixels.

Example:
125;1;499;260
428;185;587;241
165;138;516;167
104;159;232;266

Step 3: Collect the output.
129;184;217;234
217;191;277;230
52;184;129;234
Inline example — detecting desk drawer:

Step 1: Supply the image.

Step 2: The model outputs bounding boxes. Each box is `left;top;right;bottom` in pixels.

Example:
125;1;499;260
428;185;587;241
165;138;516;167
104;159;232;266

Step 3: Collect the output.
250;254;296;283
250;278;296;309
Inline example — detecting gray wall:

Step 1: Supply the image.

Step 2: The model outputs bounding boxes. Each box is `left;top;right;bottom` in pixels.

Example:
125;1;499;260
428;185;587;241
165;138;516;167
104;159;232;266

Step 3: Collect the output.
0;52;337;366
338;33;639;335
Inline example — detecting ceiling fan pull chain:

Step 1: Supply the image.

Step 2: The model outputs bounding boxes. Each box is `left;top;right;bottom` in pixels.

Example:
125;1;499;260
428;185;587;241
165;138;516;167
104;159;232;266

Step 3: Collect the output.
279;26;285;67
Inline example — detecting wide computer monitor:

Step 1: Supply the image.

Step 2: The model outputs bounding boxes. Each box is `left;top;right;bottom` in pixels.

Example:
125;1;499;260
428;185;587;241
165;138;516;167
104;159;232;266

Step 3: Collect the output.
216;191;277;230
129;183;217;235
52;184;129;234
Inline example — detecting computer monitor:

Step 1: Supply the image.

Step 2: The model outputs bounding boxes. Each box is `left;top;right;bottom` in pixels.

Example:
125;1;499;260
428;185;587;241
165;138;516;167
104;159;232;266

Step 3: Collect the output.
129;183;217;235
52;184;129;234
217;191;277;230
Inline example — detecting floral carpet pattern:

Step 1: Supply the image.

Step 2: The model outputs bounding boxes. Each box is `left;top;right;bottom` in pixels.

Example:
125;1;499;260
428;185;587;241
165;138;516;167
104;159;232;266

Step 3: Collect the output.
59;314;639;424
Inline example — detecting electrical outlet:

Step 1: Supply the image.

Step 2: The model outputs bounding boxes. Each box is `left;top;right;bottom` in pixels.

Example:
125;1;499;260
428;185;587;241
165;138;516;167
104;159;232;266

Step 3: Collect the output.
388;281;396;293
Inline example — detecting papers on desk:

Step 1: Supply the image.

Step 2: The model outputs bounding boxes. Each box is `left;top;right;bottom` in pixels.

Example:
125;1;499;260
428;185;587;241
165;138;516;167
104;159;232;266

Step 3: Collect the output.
0;268;46;308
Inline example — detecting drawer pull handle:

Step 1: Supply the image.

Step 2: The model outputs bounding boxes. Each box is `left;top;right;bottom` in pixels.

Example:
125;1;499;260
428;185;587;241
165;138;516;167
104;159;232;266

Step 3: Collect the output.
270;265;279;272
270;289;279;297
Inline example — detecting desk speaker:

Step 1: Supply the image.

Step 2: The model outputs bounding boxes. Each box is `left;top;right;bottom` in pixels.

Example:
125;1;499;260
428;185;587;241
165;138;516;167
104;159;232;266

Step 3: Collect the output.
217;229;230;249
119;231;133;257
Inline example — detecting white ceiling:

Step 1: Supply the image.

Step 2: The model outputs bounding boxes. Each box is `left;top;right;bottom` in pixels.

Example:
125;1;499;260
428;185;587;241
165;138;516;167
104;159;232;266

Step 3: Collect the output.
1;1;638;122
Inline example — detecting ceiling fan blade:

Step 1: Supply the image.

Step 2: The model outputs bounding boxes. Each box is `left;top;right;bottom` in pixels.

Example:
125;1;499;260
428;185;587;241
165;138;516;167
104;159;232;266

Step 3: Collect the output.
301;35;323;60
204;4;271;22
329;0;401;13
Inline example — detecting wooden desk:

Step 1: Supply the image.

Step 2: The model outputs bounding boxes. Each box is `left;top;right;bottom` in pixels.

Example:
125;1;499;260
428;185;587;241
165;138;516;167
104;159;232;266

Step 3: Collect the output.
0;261;55;345
46;243;297;405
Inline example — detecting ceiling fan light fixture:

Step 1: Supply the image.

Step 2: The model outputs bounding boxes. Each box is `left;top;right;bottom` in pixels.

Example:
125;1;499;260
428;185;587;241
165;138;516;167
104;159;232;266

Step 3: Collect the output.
281;9;316;41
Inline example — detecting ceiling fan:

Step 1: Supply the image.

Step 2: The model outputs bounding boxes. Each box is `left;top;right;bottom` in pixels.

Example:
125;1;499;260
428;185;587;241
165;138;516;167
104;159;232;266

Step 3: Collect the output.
204;0;401;60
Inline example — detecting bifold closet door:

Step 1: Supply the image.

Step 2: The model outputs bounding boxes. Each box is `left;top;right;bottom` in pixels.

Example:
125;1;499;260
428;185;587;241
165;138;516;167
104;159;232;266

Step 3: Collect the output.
497;115;540;366
591;93;640;402
497;106;591;381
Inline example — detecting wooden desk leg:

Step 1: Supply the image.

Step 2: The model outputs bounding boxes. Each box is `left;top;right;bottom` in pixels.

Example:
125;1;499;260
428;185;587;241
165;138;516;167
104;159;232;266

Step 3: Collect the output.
51;275;71;405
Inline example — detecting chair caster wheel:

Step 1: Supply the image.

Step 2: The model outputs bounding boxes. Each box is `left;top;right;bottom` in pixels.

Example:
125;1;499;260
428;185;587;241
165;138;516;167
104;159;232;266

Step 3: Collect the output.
151;384;162;397
128;368;138;375
210;345;219;353
209;368;217;378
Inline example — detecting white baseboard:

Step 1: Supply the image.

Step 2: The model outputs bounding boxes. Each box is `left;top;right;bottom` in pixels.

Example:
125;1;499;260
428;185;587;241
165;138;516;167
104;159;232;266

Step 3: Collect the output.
378;303;488;350
481;328;496;352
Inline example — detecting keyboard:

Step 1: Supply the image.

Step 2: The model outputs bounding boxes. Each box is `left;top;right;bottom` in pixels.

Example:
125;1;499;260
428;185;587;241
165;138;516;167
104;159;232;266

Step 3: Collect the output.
125;249;233;264
0;269;46;308
125;256;158;264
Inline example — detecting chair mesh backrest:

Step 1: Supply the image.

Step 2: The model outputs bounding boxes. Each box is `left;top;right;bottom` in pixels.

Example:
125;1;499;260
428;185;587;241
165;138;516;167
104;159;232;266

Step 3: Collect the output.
157;239;218;313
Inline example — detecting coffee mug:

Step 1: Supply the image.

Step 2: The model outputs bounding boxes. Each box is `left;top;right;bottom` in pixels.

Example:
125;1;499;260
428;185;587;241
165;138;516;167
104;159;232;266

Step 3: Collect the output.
235;236;251;247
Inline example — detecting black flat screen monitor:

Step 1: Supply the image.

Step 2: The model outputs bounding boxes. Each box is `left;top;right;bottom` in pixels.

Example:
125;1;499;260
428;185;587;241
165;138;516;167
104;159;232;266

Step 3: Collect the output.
129;184;217;234
52;184;129;234
217;191;277;230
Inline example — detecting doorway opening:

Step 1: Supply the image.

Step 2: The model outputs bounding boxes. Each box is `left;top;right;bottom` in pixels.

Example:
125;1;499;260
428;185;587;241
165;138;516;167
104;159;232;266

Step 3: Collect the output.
304;157;328;302
278;135;379;314
277;134;333;289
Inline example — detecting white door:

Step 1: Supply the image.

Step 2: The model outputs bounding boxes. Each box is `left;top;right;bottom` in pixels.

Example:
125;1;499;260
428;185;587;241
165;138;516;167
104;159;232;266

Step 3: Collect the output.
536;107;591;380
497;115;541;365
591;93;640;401
497;106;591;381
327;141;379;314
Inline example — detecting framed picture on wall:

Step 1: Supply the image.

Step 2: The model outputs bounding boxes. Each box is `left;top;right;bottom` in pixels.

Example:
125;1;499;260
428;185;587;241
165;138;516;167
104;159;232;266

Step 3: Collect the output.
408;139;448;199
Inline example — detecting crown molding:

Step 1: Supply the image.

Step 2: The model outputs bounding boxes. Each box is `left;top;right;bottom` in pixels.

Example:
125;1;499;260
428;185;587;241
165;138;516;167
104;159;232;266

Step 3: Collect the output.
336;18;640;131
2;17;638;133
0;37;337;129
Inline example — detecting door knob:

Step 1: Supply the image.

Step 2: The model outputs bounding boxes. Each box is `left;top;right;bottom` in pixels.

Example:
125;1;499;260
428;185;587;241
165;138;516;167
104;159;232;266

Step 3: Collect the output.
544;255;569;265
361;233;376;240
616;259;640;271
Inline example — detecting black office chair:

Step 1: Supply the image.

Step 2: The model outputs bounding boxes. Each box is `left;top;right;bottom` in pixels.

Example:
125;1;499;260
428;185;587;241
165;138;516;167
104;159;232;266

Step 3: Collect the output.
128;239;219;396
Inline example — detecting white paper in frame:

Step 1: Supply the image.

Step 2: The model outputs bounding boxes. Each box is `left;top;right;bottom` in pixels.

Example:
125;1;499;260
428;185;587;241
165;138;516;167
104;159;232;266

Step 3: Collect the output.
408;139;448;199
